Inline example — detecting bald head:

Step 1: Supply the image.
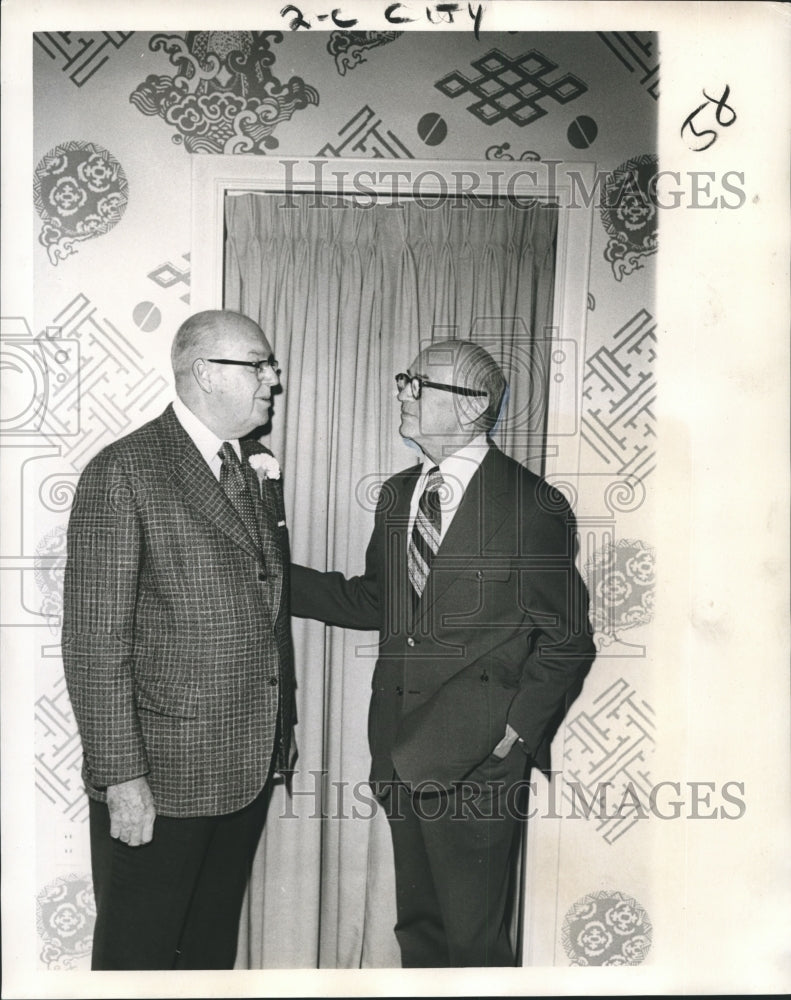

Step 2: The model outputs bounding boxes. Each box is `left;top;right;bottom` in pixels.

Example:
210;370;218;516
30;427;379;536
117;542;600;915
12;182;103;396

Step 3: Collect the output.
171;310;265;386
415;339;507;433
441;340;506;432
398;339;507;461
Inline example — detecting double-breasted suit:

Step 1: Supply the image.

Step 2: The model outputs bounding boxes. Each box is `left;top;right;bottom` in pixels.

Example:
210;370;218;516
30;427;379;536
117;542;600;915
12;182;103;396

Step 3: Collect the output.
63;403;296;817
292;443;593;790
291;442;595;966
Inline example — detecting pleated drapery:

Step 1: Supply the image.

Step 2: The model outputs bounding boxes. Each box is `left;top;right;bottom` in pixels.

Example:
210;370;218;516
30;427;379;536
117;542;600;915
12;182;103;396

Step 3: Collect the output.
224;192;558;968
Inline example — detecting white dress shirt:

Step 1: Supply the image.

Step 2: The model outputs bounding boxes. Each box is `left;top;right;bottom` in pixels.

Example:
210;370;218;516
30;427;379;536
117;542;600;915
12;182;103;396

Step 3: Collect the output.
172;397;240;481
407;433;490;543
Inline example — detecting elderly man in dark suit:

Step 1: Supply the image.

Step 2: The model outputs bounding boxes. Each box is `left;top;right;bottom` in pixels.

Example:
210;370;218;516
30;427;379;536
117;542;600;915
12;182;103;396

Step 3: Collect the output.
291;339;595;968
62;310;295;970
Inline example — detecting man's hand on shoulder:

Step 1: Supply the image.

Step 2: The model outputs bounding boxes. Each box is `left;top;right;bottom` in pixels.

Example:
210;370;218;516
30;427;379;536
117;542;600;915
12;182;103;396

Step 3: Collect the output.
106;776;156;846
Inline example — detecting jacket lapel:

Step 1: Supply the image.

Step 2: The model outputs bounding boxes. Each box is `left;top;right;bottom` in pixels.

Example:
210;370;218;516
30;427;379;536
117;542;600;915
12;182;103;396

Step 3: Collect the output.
241;438;285;618
159;405;264;565
420;447;514;612
394;465;421;526
395;462;421;596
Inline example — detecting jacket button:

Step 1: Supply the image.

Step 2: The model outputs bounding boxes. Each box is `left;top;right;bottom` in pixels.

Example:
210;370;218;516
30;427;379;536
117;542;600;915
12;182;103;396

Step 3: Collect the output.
476;570;484;580
396;686;403;696
258;571;268;581
268;676;278;686
480;671;489;682
406;636;415;647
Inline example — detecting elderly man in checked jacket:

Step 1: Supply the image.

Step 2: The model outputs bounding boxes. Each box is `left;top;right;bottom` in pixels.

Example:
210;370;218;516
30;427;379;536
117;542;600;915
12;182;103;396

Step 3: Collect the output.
62;310;295;970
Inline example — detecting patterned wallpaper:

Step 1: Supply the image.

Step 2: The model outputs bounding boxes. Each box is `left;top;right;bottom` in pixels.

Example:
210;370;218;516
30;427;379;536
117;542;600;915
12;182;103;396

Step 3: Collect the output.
16;28;658;969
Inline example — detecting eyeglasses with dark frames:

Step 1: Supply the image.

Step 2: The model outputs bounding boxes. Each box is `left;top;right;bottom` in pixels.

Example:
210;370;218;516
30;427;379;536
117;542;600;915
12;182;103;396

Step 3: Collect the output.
207;357;281;377
395;373;487;400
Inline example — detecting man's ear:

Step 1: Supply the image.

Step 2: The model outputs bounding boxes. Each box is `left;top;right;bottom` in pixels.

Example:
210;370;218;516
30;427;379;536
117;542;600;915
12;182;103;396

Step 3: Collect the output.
457;391;489;429
192;358;213;394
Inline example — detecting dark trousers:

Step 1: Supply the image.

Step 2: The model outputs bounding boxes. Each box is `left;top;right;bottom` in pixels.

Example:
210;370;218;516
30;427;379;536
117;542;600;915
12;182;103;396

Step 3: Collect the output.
386;751;527;968
88;784;271;970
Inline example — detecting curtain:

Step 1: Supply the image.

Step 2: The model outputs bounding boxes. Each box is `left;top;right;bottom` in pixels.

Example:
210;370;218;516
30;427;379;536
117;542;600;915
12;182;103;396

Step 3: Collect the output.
224;192;558;968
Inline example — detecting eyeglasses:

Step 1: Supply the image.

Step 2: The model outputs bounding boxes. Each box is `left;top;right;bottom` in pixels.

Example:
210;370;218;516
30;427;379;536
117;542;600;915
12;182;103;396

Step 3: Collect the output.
395;373;487;400
207;357;280;378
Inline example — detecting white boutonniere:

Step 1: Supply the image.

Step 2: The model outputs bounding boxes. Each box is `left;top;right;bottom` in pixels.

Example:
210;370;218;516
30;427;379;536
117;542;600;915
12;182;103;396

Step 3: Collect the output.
249;451;286;526
249;452;281;482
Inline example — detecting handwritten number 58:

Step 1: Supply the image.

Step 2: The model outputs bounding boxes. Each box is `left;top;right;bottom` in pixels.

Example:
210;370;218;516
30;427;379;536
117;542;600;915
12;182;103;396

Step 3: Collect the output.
681;85;736;152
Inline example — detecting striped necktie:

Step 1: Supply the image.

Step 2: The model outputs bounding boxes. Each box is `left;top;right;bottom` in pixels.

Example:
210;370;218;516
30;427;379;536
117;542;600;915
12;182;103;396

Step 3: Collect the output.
218;442;262;550
408;466;444;605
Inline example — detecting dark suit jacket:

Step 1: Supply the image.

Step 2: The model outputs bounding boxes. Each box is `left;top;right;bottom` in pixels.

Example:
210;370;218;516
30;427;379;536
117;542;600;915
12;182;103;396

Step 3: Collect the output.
62;404;296;817
291;444;595;792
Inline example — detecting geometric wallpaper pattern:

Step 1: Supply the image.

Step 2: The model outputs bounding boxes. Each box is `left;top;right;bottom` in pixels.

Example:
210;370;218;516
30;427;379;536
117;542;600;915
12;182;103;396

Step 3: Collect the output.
562;677;656;845
148;253;192;306
318;105;413;157
596;31;660;101
40;293;169;469
36;672;87;823
5;296;173;839
34;31;135;88
581;308;656;482
436;48;587;127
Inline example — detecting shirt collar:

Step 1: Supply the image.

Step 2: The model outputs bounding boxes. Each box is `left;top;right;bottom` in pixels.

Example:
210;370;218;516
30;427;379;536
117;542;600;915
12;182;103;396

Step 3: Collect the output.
422;433;490;489
172;397;241;469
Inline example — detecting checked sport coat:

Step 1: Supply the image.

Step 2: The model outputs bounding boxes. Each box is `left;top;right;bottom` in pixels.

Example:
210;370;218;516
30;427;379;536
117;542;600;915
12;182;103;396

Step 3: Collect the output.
62;404;296;817
291;443;596;793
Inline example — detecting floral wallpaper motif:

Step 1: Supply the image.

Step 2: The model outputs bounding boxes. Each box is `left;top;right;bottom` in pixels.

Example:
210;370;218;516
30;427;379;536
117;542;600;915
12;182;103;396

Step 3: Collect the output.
327;30;402;74
36;873;95;969
562;890;652;965
600;153;659;281
35;526;67;633
584;538;655;644
485;142;541;161
33;141;128;265
129;32;319;153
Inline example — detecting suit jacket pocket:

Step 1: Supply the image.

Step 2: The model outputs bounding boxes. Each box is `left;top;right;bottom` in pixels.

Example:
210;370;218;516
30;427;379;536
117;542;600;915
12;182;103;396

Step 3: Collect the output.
390;669;517;792
135;674;198;718
433;565;513;628
476;567;511;582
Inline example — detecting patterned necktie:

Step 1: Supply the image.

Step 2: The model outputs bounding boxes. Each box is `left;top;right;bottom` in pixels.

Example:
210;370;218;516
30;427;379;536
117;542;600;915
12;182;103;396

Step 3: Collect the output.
218;442;262;550
408;466;444;605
